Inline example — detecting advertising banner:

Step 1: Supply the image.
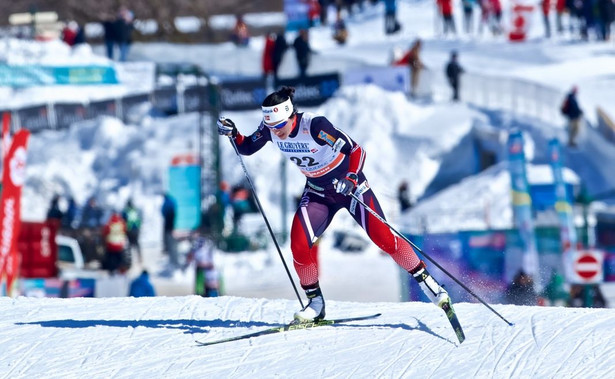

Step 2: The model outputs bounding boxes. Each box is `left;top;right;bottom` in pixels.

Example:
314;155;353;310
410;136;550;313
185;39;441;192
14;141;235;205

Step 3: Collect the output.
219;79;268;111
54;102;87;130
344;66;409;93
121;93;150;123
0;65;118;87
284;0;310;31
507;131;539;284
169;153;201;231
276;73;340;107
18;221;58;279
19;278;95;298
88;99;118;119
17;104;51;133
183;85;211;113
152;87;178;115
114;62;156;92
0;130;30;294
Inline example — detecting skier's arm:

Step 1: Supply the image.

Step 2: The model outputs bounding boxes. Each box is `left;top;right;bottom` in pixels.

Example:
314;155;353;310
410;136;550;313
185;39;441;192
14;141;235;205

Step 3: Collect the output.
217;117;271;155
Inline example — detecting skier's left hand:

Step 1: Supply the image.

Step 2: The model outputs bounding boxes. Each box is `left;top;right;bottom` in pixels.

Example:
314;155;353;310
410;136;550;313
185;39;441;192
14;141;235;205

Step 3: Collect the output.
334;173;358;196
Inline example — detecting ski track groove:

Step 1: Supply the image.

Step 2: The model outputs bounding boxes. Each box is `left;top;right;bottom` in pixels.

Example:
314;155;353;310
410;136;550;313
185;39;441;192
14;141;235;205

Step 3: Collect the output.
371;330;415;377
489;324;524;378
472;326;496;377
428;342;455;377
3;340;43;377
529;311;588;374
551;336;587;377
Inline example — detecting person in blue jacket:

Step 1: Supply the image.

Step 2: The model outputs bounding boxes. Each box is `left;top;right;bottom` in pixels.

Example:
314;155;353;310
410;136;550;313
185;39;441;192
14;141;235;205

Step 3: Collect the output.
129;270;156;297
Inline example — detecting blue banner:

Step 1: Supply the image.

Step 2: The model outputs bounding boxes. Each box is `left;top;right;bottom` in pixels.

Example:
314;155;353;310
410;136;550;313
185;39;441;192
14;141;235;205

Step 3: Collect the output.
168;161;201;231
549;139;577;249
0;65;118;87
507;131;539;284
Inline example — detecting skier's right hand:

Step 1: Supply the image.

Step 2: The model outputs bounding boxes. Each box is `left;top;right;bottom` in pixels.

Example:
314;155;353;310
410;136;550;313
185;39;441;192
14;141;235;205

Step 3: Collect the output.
217;117;237;137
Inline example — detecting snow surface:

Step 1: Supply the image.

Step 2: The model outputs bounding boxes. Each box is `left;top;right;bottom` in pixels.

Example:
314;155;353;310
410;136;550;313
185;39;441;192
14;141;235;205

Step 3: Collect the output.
2;295;615;378
1;0;615;376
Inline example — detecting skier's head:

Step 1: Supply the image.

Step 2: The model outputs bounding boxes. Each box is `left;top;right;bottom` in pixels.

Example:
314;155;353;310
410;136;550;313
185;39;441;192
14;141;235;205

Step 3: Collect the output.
261;86;297;130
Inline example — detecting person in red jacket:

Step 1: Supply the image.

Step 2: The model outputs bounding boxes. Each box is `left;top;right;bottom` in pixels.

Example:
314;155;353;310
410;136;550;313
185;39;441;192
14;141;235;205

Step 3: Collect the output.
437;0;457;36
542;0;552;38
262;32;276;79
217;86;453;323
102;211;129;273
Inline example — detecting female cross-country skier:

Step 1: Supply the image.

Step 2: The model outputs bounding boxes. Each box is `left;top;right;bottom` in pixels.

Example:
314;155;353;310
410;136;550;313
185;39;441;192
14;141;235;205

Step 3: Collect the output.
217;86;451;322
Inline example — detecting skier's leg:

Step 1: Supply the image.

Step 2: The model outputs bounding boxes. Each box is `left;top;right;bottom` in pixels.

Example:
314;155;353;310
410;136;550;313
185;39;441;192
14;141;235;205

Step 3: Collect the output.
347;185;449;306
290;191;338;321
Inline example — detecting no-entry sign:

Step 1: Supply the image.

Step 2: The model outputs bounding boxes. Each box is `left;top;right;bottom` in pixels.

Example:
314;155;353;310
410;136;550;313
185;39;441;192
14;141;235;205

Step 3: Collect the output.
572;250;604;284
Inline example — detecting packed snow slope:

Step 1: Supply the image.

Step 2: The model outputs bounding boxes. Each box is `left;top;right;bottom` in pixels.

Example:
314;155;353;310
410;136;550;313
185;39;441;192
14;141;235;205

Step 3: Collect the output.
1;295;614;378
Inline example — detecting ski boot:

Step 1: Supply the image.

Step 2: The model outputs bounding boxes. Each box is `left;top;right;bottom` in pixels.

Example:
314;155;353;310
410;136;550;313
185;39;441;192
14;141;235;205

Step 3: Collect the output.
411;261;450;308
294;287;326;323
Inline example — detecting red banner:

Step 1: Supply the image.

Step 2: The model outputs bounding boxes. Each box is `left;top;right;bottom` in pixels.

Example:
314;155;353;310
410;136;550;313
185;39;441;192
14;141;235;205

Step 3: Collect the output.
0;130;30;294
2;112;10;160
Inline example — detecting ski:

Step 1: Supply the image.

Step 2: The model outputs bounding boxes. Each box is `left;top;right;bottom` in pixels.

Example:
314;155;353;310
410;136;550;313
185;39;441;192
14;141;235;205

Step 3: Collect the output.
196;313;381;346
440;300;465;344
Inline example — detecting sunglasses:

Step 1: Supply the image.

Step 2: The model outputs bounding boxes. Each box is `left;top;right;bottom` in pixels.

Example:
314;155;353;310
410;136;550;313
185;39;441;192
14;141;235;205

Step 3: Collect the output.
264;119;288;130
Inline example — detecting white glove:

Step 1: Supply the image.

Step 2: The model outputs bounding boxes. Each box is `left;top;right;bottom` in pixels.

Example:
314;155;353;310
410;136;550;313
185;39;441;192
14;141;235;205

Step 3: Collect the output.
217;117;236;137
334;173;358;196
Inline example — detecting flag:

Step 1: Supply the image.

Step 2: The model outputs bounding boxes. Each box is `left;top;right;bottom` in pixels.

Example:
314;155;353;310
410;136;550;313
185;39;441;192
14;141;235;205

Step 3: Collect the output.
507;130;539;286
2;112;10;160
0;129;30;295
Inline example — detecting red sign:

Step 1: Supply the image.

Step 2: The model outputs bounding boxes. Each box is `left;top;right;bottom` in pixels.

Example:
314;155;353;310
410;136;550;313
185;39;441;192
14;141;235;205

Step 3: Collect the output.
0;129;30;293
573;251;603;283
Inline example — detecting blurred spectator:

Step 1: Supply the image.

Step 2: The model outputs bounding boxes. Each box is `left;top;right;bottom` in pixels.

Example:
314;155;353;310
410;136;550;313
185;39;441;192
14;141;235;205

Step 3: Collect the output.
231;14;250;46
186;232;219;297
115;7;134;61
570;284;607;308
293;29;313;78
122;199;142;264
231;184;254;229
398;181;413;212
308;0;322;27
384;0;401;34
46;195;64;226
445;50;464;101
555;0;566;34
542;0;552;38
161;193;179;269
560;86;583;147
273;32;288;81
129;270;156;297
505;270;538;306
319;0;331;25
102;211;129;274
61;196;78;230
437;0;457;36
79;196;104;229
407;39;426;98
489;0;503;35
462;0;475;34
596;0;614;41
61;21;84;47
540;271;569;306
101;13;117;59
263;32;276;79
332;10;349;44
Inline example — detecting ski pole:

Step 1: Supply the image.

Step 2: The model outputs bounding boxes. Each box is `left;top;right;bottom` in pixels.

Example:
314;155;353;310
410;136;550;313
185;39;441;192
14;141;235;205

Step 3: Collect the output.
335;180;513;326
228;136;305;308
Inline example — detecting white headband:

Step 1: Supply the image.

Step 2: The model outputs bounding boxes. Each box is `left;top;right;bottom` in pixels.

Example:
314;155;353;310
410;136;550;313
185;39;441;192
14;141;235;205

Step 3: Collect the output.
262;98;293;126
